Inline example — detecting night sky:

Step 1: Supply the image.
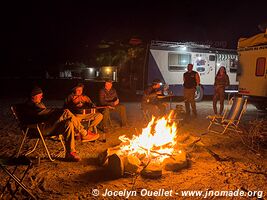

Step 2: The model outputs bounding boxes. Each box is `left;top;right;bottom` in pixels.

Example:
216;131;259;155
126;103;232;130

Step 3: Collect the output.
1;0;267;73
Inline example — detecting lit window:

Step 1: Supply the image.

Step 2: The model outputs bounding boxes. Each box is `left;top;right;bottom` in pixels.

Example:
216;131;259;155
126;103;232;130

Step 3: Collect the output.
255;57;266;76
168;53;191;71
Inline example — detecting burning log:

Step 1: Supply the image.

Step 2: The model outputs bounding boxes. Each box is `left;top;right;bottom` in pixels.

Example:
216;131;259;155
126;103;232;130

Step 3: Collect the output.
141;162;163;179
124;155;141;174
98;114;192;179
163;150;187;171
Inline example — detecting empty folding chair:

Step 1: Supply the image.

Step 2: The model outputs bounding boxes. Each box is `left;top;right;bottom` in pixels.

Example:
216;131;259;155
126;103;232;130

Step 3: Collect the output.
0;156;36;199
207;96;248;134
11;104;66;162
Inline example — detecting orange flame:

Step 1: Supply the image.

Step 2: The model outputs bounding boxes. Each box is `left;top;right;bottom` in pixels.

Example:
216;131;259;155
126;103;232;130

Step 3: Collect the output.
119;112;178;162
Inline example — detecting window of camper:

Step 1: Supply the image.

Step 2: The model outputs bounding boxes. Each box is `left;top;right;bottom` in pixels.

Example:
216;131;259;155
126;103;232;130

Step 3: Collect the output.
209;55;215;61
255;57;266;76
230;58;238;73
168;53;191;71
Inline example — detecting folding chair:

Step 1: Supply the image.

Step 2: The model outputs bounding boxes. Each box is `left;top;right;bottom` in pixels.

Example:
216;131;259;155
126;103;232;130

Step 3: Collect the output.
141;106;151;123
11;104;66;162
169;104;185;126
207;96;248;134
0;156;36;199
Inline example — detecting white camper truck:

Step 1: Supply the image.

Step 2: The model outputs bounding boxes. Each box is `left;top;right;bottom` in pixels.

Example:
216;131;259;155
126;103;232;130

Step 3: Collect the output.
238;30;267;110
147;41;239;101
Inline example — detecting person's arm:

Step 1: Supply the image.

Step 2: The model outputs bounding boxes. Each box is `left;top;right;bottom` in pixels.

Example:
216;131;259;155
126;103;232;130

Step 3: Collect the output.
214;76;217;86
113;89;120;105
195;72;200;86
82;95;92;104
145;87;159;99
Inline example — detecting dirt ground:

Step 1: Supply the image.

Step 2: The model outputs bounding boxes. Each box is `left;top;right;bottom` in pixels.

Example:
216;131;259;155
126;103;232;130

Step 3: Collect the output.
0;98;266;200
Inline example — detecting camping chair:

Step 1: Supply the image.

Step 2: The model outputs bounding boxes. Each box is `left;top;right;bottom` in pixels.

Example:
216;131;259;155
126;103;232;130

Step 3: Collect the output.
141;105;151;123
80;118;98;133
11;104;66;162
207;96;248;134
0;156;36;199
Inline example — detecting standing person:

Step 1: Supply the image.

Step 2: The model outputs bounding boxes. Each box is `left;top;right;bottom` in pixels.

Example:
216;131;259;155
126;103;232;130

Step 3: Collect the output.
213;66;230;115
141;79;166;117
64;83;103;133
99;79;128;130
183;63;200;118
24;86;99;162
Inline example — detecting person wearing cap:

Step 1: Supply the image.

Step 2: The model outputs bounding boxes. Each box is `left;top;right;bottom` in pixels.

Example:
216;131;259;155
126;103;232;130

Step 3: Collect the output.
141;79;166;117
24;86;99;162
64;83;103;133
183;63;200;118
99;79;128;130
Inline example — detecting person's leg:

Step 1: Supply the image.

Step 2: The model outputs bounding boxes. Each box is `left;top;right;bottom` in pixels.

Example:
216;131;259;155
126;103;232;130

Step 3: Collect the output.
63;120;76;154
213;89;219;115
58;110;99;141
189;88;197;117
114;104;127;126
49;119;80;161
102;108;111;128
58;109;86;135
184;88;191;116
87;113;103;131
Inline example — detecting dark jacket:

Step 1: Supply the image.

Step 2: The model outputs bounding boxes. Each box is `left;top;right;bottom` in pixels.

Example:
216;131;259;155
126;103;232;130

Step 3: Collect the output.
183;71;198;89
23;100;63;125
142;86;160;105
64;93;93;114
99;88;118;106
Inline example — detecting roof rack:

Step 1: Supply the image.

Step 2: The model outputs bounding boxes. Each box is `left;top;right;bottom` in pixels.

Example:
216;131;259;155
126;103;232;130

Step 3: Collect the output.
151;40;211;49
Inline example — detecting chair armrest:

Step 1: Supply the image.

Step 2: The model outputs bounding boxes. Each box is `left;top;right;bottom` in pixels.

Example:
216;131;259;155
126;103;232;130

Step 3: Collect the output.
207;115;223;119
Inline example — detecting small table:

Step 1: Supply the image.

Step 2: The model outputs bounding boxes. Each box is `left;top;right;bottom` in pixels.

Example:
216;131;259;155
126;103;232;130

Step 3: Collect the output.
225;90;238;101
157;95;175;110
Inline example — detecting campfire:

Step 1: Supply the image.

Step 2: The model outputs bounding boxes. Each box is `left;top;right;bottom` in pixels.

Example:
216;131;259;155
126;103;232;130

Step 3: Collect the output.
119;115;178;163
99;112;188;179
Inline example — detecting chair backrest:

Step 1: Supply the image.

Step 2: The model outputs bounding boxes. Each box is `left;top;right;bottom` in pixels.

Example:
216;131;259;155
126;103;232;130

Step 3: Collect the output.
11;104;40;126
11;104;28;126
225;96;247;122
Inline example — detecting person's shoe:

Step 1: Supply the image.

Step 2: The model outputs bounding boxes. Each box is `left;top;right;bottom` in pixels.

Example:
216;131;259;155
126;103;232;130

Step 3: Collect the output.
65;152;81;162
81;130;100;142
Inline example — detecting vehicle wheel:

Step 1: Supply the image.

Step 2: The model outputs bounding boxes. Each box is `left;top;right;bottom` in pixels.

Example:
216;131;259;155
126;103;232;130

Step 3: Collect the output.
195;86;203;102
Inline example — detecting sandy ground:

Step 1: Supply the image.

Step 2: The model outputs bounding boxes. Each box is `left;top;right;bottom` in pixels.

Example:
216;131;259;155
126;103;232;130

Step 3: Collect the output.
0;98;266;200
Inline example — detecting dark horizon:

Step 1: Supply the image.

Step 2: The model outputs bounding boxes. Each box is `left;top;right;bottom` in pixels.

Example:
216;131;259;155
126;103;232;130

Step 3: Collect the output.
2;0;267;73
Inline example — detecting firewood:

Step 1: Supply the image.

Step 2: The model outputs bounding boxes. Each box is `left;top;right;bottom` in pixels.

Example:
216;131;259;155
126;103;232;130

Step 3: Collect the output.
163;151;187;171
124;155;141;174
98;150;108;166
141;162;162;179
107;154;125;178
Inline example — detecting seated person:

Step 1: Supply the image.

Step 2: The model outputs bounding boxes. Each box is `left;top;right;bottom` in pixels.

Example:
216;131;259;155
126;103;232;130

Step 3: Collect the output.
64;83;103;133
24;86;99;162
99;79;128;130
141;79;167;117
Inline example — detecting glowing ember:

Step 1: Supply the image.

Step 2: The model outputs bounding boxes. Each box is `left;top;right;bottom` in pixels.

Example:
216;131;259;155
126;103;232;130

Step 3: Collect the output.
118;112;180;162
